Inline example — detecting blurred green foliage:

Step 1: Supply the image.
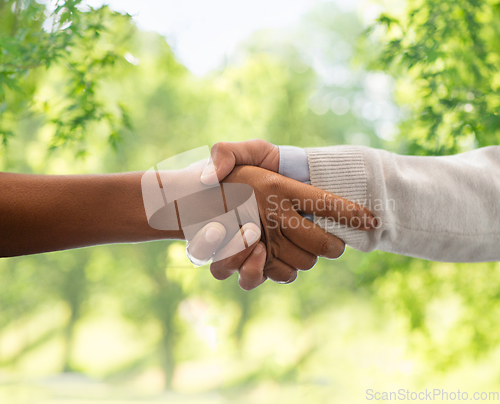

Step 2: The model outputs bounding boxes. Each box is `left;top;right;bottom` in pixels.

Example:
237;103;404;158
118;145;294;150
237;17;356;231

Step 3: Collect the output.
371;0;500;154
0;0;500;402
0;0;132;152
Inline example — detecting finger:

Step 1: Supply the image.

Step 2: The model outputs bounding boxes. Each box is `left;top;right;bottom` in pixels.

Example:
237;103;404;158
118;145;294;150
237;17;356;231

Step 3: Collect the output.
210;223;261;281
186;222;226;266
284;181;377;230
281;211;346;259
238;242;267;290
271;233;318;270
201;140;279;184
263;258;298;284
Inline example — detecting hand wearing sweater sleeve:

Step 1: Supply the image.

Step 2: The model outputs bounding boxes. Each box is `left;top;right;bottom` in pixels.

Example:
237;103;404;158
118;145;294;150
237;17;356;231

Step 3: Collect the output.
304;145;500;263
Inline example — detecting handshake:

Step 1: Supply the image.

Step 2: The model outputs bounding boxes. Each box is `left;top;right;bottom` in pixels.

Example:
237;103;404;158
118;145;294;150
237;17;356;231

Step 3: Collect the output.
2;139;494;265
143;140;377;290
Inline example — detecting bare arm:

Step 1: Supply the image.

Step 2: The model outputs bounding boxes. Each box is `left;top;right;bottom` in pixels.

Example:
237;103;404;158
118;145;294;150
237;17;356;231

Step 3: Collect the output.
0;172;182;257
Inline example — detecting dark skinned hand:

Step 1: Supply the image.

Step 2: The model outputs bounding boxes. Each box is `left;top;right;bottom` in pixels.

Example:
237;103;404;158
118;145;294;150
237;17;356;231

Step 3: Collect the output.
188;164;376;290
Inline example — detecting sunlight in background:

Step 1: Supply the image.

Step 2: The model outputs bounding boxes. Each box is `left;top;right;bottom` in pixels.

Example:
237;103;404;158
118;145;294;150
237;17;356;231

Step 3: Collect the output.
82;0;401;142
4;0;500;402
85;0;359;75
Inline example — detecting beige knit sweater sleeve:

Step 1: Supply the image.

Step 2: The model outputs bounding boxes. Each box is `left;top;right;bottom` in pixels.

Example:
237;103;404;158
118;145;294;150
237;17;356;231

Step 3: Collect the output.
306;146;500;263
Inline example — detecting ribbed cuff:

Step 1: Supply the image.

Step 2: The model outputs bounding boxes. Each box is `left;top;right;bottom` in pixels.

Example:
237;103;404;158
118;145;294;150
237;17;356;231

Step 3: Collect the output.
306;146;368;249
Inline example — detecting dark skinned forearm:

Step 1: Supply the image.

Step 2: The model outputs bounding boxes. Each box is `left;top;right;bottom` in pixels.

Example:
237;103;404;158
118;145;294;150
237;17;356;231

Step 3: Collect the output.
0;172;183;257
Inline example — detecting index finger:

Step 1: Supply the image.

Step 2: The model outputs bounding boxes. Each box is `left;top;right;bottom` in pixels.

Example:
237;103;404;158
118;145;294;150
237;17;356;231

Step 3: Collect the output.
284;181;377;230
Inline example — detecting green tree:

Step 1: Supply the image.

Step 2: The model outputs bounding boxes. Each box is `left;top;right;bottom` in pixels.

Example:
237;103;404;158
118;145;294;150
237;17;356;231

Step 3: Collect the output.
362;0;500;371
372;0;500;154
0;0;131;152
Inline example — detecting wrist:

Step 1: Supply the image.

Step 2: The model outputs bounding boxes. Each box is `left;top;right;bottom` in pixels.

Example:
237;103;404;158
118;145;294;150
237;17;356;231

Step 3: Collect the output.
117;172;184;243
278;146;311;184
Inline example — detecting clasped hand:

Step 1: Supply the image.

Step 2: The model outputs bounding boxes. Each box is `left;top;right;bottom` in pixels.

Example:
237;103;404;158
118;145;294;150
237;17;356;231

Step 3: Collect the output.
184;140;376;290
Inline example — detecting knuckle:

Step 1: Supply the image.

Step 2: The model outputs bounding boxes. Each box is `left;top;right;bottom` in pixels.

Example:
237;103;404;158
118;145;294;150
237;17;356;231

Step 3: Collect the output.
212;141;224;150
353;207;363;219
264;172;282;189
254;138;272;150
211;141;227;156
316;237;331;257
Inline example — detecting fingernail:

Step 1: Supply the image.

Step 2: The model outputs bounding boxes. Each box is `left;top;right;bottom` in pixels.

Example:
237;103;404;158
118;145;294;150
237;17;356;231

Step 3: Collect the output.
243;229;260;245
200;165;218;185
205;226;223;243
253;244;264;255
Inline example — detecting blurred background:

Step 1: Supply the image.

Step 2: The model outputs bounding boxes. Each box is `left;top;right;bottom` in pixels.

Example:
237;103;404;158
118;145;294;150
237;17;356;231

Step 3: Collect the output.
1;0;500;402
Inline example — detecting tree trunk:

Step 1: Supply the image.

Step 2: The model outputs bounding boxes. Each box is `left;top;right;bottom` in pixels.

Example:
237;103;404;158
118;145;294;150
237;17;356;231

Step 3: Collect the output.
62;310;77;372
161;332;176;389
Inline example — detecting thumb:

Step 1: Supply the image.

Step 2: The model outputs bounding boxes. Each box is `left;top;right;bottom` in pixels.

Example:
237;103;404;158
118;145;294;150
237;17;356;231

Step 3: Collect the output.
201;139;279;185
